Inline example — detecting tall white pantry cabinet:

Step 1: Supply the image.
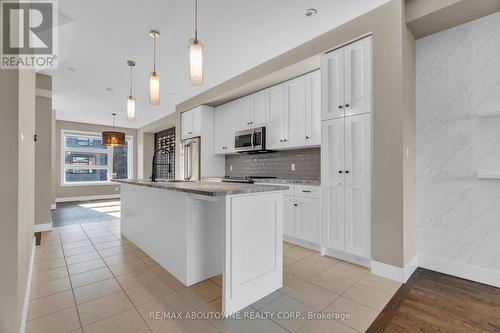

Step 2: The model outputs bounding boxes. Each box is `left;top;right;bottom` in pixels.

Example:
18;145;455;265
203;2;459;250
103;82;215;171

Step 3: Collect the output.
321;36;372;262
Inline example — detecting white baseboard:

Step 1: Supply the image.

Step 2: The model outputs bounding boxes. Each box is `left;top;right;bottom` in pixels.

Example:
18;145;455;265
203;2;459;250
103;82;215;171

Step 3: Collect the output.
284;236;322;252
418;254;500;288
20;238;35;333
371;256;418;283
51;203;56;210
34;221;52;232
56;194;120;203
321;247;372;268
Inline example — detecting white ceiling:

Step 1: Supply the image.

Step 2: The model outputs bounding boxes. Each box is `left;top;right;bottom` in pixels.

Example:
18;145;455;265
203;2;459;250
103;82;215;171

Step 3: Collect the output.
45;0;388;129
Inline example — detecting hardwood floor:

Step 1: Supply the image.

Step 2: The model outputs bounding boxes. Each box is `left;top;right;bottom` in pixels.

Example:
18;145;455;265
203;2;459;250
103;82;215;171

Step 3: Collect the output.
52;200;120;227
367;268;500;332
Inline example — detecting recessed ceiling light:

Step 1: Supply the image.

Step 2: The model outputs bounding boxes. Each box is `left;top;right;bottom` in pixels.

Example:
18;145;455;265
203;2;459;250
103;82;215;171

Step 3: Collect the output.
305;8;317;17
106;87;114;92
65;66;76;72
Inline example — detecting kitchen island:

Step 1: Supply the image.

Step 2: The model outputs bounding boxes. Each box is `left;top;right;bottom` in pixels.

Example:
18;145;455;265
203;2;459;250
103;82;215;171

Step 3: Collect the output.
114;179;288;315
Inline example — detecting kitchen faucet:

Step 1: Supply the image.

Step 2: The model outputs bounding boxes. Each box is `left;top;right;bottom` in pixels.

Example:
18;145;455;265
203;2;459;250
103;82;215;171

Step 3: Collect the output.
151;147;171;182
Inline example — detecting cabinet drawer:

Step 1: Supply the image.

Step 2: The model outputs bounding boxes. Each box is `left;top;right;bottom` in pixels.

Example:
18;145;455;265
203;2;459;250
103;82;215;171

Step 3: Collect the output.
294;185;320;198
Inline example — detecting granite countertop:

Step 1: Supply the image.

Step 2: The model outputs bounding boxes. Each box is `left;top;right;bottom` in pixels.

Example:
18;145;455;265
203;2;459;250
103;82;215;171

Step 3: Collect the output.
113;179;289;197
203;177;321;186
252;178;321;186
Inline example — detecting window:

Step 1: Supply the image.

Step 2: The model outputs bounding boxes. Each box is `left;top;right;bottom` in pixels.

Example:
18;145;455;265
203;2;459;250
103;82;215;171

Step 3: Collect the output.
62;131;133;185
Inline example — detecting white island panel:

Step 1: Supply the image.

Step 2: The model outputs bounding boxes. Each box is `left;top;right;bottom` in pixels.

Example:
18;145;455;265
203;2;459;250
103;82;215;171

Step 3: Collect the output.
223;192;283;314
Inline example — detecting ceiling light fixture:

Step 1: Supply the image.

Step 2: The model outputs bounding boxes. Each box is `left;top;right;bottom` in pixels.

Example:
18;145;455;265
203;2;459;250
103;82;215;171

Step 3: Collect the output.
149;30;160;105
127;60;136;122
102;113;125;147
188;0;203;86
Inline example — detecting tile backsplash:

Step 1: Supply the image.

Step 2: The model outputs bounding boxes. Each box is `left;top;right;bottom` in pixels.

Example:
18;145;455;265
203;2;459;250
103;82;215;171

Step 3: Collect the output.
225;148;320;180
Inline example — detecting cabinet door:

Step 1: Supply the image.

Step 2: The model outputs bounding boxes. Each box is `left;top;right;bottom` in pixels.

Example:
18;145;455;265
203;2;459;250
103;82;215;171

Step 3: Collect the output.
321;48;344;120
344;113;371;258
236;95;254;130
283;196;295;238
266;84;285;149
344;37;372;117
191;107;202;137
305;70;321;146
214;101;236;154
321;118;345;251
284;76;306;148
252;90;267;128
181;110;193;140
295;197;320;243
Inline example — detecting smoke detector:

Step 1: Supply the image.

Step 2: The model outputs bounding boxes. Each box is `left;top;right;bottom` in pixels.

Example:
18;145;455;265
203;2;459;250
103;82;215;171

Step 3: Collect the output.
305;8;317;17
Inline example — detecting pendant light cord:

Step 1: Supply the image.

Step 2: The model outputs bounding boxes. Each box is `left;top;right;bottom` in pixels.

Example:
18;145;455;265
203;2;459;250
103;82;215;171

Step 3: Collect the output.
194;0;198;40
112;113;116;131
153;37;157;72
129;65;133;96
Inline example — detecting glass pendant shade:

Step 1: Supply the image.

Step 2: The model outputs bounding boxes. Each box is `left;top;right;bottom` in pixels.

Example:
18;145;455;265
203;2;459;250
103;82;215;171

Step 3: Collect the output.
189;38;203;86
102;131;125;147
127;96;136;122
149;72;160;105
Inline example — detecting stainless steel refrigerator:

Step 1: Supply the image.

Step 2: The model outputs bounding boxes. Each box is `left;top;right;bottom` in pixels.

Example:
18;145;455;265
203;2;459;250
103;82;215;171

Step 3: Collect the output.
182;137;201;181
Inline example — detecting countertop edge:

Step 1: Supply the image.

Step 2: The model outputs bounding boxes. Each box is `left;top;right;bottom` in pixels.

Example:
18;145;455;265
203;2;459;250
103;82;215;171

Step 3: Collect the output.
113;179;290;197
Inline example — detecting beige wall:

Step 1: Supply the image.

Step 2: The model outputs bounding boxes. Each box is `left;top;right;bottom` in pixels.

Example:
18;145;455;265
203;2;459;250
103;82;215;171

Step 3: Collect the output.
403;24;417;263
0;69;36;333
55;120;137;200
35;74;53;225
17;69;36;333
137;112;181;180
406;0;500;38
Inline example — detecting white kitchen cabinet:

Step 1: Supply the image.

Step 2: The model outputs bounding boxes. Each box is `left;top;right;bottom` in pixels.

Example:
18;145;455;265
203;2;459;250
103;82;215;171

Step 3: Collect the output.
344;114;371;257
181;107;202;140
322;48;344;120
322;36;371;121
305;70;321;146
283;195;295;238
214;100;237;154
321;118;345;251
266;84;285;150
295;196;320;243
343;37;372;117
236;95;253;130
257;182;320;248
236;91;267;131
252;90;267;128
321;113;371;259
213;70;321;153
284;76;306;148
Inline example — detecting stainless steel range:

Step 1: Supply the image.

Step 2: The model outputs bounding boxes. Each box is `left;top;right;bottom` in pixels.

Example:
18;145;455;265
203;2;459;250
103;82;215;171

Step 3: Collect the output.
221;176;276;184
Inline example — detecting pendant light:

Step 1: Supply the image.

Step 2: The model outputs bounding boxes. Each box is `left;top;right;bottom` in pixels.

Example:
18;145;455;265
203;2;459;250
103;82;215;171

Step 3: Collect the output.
149;30;160;105
188;0;203;86
127;60;136;122
102;113;125;147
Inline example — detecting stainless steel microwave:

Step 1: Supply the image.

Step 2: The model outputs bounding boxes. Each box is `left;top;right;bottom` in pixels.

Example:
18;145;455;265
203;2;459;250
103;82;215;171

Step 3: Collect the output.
234;127;266;153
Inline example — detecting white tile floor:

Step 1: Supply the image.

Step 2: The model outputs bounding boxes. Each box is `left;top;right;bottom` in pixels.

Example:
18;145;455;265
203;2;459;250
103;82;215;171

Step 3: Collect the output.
27;220;401;333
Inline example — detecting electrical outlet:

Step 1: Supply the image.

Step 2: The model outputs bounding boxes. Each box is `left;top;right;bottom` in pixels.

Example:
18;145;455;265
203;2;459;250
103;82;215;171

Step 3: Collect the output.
115;187;119;192
291;163;296;171
230;165;233;171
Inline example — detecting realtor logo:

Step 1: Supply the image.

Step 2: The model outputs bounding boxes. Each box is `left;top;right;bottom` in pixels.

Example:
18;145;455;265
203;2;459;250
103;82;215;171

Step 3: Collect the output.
1;0;58;69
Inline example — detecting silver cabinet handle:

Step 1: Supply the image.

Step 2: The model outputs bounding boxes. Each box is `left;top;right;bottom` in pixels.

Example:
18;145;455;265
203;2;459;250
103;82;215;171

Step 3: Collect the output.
302;190;311;193
251;130;255;149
